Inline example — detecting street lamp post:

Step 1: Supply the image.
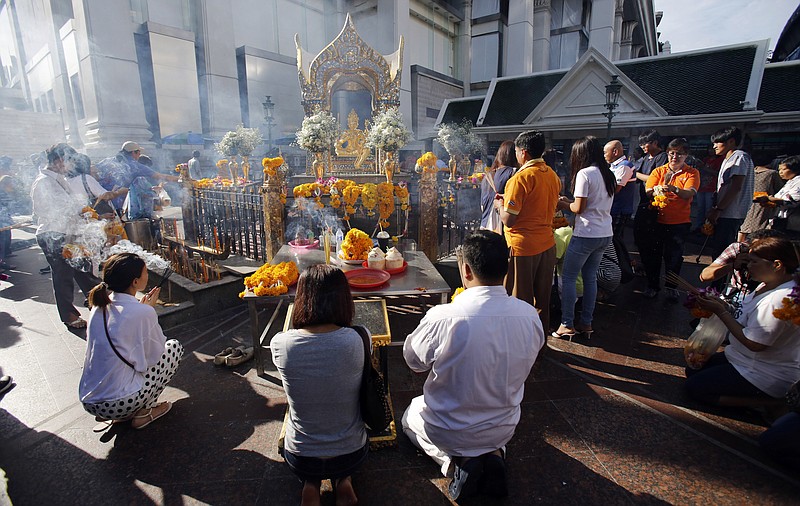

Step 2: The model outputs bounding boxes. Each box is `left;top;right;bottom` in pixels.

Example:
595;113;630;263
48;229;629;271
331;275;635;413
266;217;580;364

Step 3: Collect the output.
262;95;276;153
603;75;622;140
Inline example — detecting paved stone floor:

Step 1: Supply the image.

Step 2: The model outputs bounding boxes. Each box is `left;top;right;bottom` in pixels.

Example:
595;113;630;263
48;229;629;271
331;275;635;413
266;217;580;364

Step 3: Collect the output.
0;227;798;505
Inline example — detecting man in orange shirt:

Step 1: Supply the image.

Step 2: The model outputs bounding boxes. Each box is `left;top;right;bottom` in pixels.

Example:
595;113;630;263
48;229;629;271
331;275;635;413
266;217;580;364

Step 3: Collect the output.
497;130;561;333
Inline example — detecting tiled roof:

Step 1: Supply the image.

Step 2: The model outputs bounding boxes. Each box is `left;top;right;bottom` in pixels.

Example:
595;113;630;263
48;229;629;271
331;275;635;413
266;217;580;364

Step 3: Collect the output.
439;98;484;125
480;72;566;126
758;64;800;112
616;46;757;115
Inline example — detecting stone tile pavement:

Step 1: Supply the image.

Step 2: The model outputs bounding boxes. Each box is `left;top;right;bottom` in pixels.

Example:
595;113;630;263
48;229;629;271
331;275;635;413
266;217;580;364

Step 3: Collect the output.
0;229;798;505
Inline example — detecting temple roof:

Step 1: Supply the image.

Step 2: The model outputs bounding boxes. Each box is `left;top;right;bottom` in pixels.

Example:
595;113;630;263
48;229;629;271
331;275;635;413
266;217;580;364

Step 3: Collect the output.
439;41;771;130
758;61;800;113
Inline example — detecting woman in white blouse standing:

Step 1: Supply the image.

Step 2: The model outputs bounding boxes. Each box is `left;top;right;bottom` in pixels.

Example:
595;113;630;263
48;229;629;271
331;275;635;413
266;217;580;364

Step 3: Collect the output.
754;155;800;235
79;252;183;429
553;136;616;339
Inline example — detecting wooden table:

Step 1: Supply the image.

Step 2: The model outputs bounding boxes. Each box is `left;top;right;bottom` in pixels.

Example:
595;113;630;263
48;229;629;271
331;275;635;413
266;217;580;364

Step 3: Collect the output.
243;244;452;379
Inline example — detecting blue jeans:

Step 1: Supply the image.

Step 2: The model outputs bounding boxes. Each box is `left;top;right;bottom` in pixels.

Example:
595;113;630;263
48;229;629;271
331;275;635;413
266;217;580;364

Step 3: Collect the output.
759;412;800;470
684;352;772;405
561;235;611;328
692;192;714;230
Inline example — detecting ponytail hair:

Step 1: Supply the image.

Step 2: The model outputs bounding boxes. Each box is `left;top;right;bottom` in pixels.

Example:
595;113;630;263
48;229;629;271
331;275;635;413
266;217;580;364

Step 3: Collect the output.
88;253;146;308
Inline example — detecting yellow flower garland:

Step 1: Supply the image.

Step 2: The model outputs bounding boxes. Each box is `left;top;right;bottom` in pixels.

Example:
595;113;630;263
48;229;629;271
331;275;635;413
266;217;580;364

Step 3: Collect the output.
340;228;373;260
361;183;378;216
262;156;284;177
377;182;394;228
240;261;299;298
342;185;362;221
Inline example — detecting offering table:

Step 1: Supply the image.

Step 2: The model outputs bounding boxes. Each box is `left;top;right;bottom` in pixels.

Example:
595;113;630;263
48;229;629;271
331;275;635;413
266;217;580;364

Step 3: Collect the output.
243;243;451;380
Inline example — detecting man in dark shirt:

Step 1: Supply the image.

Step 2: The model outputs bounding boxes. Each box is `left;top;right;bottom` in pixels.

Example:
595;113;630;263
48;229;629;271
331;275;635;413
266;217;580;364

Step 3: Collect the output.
633;130;668;297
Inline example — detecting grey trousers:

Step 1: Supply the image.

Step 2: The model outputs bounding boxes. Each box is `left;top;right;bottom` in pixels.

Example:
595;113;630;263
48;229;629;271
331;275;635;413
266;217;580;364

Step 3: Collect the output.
37;232;100;323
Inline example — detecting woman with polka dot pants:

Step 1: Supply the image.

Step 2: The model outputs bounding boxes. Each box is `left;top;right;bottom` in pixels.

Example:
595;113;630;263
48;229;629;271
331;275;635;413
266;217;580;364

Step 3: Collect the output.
79;253;184;429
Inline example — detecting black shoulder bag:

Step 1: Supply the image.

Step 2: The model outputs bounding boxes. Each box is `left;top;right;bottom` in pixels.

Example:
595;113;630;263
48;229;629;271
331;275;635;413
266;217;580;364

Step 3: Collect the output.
103;307;135;369
351;325;393;434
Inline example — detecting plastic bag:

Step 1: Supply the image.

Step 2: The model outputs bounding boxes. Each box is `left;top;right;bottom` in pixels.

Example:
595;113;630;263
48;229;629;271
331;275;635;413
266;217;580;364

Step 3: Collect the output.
684;314;728;369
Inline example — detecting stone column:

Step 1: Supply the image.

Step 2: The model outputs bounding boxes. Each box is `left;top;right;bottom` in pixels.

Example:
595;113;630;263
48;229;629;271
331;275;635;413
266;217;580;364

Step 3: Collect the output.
507;0;534;75
612;0;624;60
532;0;551;72
195;0;242;139
588;0;614;60
458;1;472;93
418;167;438;262
261;174;285;261
619;20;638;60
71;0;151;150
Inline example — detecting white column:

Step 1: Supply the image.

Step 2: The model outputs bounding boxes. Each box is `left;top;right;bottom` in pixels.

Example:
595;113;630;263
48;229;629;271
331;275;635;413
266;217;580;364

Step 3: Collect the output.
619;20;638;60
507;0;534;75
72;0;151;150
612;0;624;60
377;0;412;120
458;1;472;94
532;0;551;72
196;0;242;139
588;0;614;59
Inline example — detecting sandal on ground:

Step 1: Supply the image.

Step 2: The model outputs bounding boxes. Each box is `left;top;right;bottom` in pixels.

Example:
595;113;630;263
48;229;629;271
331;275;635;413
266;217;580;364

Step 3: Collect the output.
575;325;594;339
92;418;130;433
551;326;577;340
65;318;87;329
132;401;172;430
213;346;235;365
225;346;254;367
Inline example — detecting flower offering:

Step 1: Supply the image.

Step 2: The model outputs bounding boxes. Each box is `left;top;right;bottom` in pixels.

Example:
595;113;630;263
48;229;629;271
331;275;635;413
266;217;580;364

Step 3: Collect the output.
340;228;372;260
240;261;299;298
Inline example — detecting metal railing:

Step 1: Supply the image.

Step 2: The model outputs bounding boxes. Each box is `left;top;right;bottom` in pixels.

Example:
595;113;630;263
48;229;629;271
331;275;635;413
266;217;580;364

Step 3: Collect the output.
436;181;483;260
191;183;272;262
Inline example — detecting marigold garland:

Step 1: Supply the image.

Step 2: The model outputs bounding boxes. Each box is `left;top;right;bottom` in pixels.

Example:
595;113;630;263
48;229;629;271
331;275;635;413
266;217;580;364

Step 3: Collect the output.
262;156;284;177
417;152;438;172
773;283;800;325
753;191;776;207
652;194;668;209
80;206;99;220
239;261;299;298
394;184;410;211
451;287;465;301
361;183;378;216
340;228;372;260
701;221;714;236
377;182;394;227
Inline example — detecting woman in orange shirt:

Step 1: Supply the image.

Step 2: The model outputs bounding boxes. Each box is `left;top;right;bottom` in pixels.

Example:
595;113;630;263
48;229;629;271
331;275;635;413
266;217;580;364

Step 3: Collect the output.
643;138;700;300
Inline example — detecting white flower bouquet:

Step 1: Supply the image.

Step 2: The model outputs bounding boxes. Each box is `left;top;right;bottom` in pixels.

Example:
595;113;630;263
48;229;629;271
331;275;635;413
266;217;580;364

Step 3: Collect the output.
295;110;339;152
366;108;412;152
436;120;484;157
215;125;263;157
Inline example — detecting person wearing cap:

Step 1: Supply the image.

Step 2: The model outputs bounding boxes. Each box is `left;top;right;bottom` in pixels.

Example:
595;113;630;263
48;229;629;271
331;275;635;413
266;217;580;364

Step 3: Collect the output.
96;142;177;211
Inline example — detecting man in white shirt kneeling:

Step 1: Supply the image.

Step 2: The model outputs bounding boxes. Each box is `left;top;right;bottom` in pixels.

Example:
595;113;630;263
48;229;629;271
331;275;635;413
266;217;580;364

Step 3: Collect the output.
402;230;544;501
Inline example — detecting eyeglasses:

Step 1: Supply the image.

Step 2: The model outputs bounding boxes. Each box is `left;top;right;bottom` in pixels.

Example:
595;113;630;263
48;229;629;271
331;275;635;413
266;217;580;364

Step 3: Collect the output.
667;152;687;158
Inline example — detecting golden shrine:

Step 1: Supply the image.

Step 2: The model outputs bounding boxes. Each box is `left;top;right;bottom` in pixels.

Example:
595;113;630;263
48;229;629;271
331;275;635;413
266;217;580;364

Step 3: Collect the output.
295;13;404;176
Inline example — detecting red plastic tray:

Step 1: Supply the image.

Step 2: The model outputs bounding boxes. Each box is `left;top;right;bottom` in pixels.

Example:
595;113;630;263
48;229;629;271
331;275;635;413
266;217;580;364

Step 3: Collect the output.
345;268;390;289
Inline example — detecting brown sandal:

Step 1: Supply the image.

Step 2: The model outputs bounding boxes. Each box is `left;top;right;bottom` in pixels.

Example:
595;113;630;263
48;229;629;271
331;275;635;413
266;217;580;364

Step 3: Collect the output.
132;401;172;429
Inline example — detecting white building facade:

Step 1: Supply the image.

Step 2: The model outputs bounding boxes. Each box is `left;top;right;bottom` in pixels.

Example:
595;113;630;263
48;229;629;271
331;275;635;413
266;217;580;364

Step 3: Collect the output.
0;0;662;162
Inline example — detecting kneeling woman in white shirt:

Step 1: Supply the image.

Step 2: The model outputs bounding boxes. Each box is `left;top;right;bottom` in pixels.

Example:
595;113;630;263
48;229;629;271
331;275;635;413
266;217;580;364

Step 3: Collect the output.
686;237;800;408
79;253;183;429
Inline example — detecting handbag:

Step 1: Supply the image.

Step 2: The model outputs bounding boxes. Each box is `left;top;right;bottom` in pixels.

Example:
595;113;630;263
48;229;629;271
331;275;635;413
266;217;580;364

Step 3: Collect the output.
351;325;393;434
481;171;503;234
684;314;728;370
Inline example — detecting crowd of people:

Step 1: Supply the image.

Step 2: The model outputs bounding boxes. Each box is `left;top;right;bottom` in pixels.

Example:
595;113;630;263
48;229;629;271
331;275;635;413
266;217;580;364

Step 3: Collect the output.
3;128;798;503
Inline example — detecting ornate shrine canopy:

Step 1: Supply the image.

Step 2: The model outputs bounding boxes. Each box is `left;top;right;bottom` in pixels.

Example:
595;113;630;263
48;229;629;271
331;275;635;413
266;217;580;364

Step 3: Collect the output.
295;13;403;116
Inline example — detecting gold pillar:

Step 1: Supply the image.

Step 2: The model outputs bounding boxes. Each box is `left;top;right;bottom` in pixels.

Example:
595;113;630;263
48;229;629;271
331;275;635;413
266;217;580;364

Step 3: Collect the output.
418;166;438;261
261;174;285;261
